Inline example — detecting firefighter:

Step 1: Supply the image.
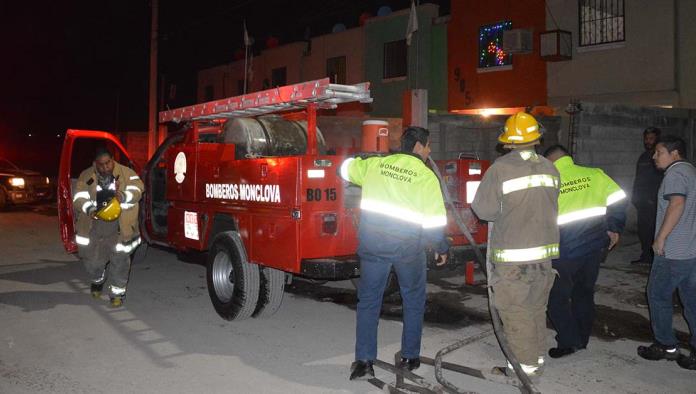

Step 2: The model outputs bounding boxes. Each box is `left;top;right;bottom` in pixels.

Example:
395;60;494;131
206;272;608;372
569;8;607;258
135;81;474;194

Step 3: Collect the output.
72;147;144;307
339;126;449;381
543;144;627;358
471;112;560;379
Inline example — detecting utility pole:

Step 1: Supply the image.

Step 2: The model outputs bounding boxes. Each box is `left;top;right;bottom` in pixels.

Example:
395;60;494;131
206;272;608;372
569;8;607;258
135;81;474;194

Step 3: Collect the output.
147;0;159;159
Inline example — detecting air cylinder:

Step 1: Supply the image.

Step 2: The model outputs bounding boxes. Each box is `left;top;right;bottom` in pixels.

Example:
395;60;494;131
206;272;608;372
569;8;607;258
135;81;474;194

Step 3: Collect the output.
361;120;389;153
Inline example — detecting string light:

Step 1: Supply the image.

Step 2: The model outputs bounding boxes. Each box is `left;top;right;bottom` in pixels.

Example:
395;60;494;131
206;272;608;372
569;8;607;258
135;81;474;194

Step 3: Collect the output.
478;21;512;68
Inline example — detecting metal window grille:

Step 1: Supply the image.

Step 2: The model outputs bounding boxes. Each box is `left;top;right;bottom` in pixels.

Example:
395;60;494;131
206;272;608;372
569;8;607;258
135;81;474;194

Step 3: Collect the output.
578;0;625;46
326;56;347;84
383;39;407;79
271;67;287;87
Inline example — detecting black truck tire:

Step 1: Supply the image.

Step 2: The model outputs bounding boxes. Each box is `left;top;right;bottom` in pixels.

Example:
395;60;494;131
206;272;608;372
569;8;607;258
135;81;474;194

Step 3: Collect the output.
253;266;285;318
206;232;260;320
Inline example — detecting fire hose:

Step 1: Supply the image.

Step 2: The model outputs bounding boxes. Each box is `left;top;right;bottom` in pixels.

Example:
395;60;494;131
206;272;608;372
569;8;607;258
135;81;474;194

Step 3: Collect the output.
428;157;541;394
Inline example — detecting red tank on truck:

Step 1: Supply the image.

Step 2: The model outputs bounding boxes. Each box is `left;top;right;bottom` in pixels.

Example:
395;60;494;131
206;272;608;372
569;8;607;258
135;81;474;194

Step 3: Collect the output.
57;78;488;321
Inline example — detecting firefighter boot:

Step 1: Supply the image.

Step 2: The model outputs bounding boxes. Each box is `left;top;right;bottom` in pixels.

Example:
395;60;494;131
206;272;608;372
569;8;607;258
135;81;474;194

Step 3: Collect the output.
90;283;104;299
110;296;123;308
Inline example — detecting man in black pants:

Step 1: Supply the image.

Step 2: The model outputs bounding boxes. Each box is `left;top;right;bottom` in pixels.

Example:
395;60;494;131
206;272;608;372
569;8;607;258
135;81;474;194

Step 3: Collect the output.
631;127;663;265
544;145;627;358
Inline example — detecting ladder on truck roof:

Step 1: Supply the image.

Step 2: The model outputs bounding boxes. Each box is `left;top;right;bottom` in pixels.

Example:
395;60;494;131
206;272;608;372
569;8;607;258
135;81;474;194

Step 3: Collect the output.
159;78;372;123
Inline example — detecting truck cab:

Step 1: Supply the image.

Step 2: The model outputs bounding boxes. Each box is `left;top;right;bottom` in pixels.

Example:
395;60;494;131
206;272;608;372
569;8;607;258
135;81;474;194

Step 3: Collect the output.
58;79;371;320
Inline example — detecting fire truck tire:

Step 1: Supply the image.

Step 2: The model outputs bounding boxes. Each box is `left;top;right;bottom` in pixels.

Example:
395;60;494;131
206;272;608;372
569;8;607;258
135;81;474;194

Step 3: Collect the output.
351;269;400;297
252;266;285;318
206;232;260;321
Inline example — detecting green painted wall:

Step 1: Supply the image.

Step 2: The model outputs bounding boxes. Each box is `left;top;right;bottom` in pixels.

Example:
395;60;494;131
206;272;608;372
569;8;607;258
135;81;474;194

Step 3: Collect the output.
364;5;445;117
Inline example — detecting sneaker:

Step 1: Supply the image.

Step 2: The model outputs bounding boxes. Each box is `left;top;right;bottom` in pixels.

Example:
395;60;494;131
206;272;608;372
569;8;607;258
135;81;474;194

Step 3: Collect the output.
677;350;696;370
90;283;104;298
109;296;123;308
637;342;680;361
399;357;421;371
349;360;374;380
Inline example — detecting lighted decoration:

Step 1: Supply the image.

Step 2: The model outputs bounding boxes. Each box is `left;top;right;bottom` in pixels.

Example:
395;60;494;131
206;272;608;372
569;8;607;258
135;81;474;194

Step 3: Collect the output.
478;21;513;68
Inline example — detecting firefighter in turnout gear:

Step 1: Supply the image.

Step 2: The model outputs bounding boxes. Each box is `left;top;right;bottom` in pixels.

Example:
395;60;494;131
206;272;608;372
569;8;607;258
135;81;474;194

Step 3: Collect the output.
543;145;627;359
340;127;449;381
72;147;144;307
471;112;560;379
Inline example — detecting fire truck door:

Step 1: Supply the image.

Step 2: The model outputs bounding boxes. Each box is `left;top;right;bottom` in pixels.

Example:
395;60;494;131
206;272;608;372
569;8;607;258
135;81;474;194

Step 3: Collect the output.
57;129;138;253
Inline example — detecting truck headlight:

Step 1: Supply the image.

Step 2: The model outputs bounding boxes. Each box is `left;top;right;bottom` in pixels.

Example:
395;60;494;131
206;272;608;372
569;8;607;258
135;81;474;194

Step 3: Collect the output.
9;177;25;187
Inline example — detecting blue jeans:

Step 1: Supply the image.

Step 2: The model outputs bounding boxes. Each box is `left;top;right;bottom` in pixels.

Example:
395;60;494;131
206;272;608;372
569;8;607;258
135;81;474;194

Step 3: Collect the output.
647;255;696;348
355;250;426;361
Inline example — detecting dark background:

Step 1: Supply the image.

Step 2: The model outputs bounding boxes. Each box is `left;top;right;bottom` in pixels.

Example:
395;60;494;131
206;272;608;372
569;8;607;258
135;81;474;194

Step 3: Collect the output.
0;0;448;176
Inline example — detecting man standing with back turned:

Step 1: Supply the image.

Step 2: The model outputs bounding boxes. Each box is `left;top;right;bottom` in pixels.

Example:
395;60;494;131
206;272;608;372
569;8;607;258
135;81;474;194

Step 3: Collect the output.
339;126;449;380
472;112;560;379
543;144;627;358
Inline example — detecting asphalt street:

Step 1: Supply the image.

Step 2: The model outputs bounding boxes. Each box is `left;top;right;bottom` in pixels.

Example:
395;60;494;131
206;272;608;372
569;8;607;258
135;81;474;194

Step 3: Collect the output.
1;204;694;393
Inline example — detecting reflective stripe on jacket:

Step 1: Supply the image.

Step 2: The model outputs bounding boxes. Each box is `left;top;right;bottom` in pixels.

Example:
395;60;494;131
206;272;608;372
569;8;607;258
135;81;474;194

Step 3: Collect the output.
73;161;144;251
554;155;627;259
339;153;448;255
471;149;560;264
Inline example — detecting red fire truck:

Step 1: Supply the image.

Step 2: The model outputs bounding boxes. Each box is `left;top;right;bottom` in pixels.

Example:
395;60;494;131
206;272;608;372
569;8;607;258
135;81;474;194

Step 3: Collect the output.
58;78;487;321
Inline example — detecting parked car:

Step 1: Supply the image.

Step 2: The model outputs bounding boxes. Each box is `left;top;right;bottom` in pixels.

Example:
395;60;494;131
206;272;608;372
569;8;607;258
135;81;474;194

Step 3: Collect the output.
0;157;53;209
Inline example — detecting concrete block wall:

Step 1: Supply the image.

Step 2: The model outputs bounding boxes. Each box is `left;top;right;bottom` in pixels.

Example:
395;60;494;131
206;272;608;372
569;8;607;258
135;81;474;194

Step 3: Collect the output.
316;116;403;152
571;103;695;200
428;114;560;161
563;102;696;231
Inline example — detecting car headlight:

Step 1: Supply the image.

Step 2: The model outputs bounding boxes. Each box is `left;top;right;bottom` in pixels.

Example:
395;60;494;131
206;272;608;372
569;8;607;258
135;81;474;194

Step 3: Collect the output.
9;177;25;187
45;177;50;184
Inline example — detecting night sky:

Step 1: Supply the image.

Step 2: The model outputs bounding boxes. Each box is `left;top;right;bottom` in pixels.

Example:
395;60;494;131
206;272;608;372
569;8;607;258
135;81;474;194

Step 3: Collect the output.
1;0;448;174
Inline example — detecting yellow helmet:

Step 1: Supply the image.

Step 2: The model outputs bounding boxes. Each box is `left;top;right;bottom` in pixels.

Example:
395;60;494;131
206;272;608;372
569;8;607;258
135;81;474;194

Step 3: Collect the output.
498;112;542;144
95;197;121;221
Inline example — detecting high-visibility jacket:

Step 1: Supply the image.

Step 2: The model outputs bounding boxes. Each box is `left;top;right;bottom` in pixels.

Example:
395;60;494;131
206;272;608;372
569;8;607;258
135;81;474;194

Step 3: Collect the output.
472;149;560;264
554;156;627;259
339;152;448;257
73;161;144;254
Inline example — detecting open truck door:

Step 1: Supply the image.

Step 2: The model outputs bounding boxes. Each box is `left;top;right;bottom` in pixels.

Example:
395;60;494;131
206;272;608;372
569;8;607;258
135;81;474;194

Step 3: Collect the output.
57;129;138;253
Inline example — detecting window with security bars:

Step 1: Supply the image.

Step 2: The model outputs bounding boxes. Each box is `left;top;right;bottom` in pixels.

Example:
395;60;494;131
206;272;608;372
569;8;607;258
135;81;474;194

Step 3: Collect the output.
383;39;407;79
326;56;346;84
579;0;625;46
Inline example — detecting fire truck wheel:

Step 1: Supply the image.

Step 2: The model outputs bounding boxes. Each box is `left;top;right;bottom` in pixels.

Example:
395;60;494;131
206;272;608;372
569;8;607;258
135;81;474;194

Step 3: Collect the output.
206;232;260;321
350;269;400;297
252;266;285;318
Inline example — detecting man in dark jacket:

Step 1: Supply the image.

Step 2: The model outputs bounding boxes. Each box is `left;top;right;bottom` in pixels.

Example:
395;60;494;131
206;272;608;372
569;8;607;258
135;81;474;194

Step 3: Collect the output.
631;127;662;265
544;145;627;358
